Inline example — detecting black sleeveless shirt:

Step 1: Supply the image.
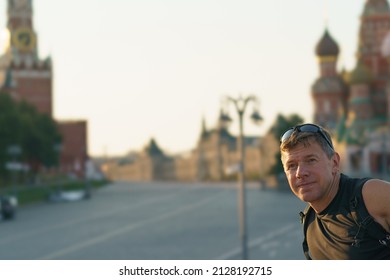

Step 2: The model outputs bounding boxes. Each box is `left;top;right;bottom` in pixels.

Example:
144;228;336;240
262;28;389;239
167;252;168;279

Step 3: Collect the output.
304;174;390;259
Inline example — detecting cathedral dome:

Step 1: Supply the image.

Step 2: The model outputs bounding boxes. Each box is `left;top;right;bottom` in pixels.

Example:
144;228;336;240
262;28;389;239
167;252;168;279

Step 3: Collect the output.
363;0;390;16
349;61;372;85
381;30;390;58
315;29;340;57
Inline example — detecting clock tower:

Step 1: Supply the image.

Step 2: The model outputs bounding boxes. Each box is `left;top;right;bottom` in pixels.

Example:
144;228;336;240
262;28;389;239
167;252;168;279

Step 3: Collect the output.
0;0;89;179
0;0;52;116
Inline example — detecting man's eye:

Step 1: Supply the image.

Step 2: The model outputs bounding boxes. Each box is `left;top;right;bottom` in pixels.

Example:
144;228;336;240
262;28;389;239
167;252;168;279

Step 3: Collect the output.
287;163;297;170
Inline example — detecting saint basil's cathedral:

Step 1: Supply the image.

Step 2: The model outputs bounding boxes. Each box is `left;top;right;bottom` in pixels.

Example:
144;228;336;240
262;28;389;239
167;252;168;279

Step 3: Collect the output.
312;0;390;177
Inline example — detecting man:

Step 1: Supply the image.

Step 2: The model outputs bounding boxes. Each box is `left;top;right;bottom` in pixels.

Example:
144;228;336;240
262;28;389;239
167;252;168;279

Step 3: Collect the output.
280;123;390;259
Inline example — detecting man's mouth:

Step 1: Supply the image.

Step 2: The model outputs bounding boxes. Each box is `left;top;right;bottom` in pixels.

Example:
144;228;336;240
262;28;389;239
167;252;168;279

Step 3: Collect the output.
298;182;314;191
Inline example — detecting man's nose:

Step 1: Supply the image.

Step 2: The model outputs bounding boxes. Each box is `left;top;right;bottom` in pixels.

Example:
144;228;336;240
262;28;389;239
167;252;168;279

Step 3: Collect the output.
296;163;309;178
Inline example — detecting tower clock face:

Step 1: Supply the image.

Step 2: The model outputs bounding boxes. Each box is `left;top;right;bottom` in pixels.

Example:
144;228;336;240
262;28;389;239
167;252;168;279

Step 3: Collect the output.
12;27;36;52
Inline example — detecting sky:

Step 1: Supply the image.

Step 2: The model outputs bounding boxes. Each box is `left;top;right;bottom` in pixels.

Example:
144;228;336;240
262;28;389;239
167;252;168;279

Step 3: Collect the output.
0;0;367;156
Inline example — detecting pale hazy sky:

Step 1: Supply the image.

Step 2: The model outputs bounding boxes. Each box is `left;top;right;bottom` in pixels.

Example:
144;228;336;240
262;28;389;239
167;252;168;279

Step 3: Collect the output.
0;0;367;156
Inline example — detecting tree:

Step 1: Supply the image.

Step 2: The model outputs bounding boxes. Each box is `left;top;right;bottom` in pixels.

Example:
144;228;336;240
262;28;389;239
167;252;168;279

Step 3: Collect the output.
0;93;62;182
268;113;304;175
0;93;22;180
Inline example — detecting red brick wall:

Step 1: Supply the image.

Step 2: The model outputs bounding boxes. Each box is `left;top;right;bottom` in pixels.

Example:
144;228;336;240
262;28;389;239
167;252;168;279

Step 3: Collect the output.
57;120;88;178
13;70;52;116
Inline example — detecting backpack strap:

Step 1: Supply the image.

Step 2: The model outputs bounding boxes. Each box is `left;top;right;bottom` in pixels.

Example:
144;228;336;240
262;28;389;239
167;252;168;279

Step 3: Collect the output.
299;204;313;260
349;180;390;249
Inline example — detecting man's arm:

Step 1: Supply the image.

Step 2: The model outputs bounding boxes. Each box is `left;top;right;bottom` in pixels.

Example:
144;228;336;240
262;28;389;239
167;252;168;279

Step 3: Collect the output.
363;179;390;233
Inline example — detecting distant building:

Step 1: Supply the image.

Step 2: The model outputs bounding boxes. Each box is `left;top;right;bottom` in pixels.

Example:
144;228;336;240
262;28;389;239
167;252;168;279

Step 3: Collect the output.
103;111;269;182
0;0;88;178
312;0;390;177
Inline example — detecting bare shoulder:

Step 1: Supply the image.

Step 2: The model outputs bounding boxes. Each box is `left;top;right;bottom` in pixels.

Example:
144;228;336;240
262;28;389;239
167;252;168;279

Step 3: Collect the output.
362;179;390;232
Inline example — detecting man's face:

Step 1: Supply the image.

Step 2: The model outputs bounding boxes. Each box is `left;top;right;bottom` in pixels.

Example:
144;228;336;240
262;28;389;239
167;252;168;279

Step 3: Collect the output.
281;140;340;205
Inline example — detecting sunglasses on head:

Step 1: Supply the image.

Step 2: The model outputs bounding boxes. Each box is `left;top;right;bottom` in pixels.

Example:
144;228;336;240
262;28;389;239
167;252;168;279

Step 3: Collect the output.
280;124;334;150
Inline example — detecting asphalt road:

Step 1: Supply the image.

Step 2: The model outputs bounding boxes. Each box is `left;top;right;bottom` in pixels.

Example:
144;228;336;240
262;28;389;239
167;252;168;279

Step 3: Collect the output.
0;181;306;260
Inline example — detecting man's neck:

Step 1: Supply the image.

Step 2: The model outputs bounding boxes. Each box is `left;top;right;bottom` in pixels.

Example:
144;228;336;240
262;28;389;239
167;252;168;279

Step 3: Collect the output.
310;172;341;213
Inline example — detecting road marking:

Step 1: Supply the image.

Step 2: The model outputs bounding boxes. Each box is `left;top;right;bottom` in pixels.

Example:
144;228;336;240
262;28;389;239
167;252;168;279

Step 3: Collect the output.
39;190;228;259
216;223;298;260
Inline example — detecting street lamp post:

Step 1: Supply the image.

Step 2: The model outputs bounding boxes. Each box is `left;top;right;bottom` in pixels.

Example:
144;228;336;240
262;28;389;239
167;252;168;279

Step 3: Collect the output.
221;94;262;260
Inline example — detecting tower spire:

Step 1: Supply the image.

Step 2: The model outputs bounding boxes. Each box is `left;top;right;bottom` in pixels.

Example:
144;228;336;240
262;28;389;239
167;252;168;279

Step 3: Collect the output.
7;0;34;30
199;115;209;140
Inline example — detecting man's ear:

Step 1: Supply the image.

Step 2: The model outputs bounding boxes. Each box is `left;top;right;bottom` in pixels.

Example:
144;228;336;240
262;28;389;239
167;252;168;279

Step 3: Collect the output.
332;152;341;174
